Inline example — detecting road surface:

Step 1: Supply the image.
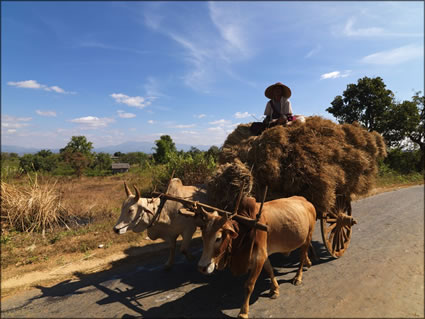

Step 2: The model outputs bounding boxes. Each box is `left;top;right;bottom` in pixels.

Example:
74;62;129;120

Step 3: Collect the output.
2;185;423;318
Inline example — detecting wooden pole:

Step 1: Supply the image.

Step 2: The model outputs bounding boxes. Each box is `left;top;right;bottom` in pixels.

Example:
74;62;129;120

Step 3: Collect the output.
256;185;268;221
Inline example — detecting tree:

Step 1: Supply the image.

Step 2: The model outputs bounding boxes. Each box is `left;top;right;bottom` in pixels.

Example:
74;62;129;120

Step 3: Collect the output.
153;135;177;164
326;76;394;132
60;136;94;177
120;152;149;165
93;152;112;171
36;149;53;158
60;136;93;155
383;92;424;170
206;145;220;161
19;154;38;173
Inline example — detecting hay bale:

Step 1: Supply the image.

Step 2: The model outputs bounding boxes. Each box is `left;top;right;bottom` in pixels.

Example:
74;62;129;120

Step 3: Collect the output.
209;116;387;214
207;158;253;210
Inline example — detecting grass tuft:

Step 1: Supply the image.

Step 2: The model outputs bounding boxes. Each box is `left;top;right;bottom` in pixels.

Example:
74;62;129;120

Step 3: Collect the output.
1;174;70;234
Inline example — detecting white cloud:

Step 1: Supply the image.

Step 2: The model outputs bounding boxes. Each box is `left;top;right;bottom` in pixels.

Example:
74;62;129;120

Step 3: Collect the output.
305;44;322;58
343;17;385;37
234;111;251;119
70;116;115;129
174;124;196;129
208;126;224;132
320;70;351;80
209;119;232;126
36;110;57;117
1;115;32;132
142;3;254;92
361;44;423;65
110;93;151;109
173;124;196;128
7;80;74;94
144;77;162;99
340;16;423;38
8;80;43;89
195;114;206;119
117;110;136;119
148;120;155;124
208;2;251;58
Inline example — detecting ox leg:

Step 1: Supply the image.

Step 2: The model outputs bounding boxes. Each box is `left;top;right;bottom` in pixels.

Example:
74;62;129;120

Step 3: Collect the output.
263;258;279;299
308;243;318;264
180;227;196;261
164;236;177;270
293;244;306;285
238;250;267;319
293;231;313;285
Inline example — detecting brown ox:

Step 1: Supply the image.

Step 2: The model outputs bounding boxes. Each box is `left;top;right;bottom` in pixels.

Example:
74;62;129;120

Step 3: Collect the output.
194;195;316;319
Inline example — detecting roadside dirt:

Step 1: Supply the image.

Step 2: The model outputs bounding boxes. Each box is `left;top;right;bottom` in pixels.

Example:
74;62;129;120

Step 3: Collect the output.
0;183;420;299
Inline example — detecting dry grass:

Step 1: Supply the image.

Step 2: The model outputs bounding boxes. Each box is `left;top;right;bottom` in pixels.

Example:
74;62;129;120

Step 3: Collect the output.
0;173;146;271
1;175;69;234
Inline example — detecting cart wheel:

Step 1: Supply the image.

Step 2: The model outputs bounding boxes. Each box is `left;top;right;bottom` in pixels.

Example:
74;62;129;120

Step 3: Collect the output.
320;195;356;258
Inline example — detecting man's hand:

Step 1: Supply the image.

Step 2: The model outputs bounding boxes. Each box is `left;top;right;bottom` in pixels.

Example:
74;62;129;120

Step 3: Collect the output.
277;116;286;124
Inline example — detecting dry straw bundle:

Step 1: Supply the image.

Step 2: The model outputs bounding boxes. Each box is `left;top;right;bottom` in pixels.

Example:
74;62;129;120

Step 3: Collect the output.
1;175;69;235
208;116;387;214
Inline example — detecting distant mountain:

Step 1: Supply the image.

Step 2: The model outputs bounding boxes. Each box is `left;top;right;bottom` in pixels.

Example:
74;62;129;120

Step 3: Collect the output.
1;145;59;155
94;141;155;154
95;141;214;154
2;141;216;156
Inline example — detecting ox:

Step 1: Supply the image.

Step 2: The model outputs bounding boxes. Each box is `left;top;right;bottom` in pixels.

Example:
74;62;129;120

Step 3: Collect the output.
189;195;316;319
113;178;206;270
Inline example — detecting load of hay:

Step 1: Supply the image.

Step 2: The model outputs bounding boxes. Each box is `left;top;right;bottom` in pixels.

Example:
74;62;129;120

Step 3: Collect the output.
207;116;387;214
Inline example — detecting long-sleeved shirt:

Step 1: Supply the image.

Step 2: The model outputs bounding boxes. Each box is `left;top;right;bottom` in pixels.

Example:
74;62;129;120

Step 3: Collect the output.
264;97;293;119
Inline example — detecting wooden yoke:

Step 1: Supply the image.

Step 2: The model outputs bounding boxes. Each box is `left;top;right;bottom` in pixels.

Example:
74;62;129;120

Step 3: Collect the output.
147;170;175;228
150;191;268;232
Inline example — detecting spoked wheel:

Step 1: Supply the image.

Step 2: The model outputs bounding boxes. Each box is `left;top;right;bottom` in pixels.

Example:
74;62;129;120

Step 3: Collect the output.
320;195;357;258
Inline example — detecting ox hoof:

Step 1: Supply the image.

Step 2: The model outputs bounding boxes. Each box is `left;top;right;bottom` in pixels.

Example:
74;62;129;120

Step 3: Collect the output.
270;291;279;299
292;277;302;286
237;313;249;319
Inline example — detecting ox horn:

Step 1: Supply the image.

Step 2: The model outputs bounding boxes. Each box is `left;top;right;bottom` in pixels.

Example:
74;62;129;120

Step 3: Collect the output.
218;212;229;228
124;182;132;197
133;185;141;201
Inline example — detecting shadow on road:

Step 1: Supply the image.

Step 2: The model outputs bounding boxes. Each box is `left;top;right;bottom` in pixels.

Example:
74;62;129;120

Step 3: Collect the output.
32;238;333;318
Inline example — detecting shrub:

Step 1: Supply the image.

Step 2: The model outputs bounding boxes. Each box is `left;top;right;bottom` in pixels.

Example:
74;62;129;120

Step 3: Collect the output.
384;148;422;174
165;151;216;185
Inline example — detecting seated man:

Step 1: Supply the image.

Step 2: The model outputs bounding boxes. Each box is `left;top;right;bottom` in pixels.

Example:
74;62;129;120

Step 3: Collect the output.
263;82;293;128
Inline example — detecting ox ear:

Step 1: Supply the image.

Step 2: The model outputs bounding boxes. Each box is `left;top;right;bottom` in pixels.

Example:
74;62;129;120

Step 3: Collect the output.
133;185;140;201
124;182;132;197
223;221;238;239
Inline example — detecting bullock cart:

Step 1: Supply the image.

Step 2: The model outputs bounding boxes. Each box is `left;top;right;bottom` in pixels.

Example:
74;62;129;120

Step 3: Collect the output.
152;186;356;259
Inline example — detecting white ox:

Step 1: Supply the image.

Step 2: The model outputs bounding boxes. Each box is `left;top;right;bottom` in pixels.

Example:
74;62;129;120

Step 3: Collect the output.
113;178;207;269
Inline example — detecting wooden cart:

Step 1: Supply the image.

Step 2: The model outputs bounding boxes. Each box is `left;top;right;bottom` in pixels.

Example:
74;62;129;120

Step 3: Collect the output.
319;194;357;258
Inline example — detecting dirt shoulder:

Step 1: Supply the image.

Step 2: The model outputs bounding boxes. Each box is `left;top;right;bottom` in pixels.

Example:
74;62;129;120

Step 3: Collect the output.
1;183;421;299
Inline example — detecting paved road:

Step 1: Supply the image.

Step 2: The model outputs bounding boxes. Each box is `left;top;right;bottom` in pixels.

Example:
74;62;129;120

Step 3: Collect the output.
2;185;423;318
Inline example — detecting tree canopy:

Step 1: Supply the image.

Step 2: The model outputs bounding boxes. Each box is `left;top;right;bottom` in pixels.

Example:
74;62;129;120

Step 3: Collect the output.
60;136;93;155
326;76;394;132
153;135;177;164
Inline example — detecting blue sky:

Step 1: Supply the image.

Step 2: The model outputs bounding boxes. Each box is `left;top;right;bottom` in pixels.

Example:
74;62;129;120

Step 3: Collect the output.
2;1;424;149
